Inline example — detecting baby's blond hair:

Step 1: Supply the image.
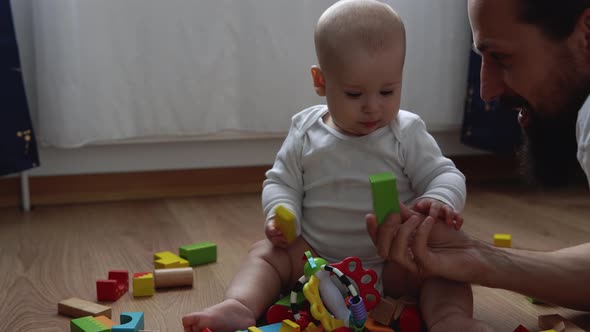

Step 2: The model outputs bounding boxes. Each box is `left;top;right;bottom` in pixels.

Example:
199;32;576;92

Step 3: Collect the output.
314;0;406;73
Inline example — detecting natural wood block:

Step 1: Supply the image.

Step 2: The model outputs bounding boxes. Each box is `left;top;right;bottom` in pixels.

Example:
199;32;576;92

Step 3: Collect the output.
58;297;111;318
154;267;193;288
370;296;398;326
539;314;565;330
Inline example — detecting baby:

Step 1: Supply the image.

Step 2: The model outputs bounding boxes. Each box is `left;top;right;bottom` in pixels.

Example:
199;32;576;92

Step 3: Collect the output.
183;1;492;331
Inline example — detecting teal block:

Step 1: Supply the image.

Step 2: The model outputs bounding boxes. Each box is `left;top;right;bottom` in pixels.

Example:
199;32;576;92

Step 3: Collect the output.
179;242;217;267
112;312;144;332
241;322;282;332
369;172;400;225
71;316;110;332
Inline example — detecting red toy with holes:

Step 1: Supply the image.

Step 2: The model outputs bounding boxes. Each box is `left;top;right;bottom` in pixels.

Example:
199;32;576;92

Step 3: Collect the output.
398;305;421;332
96;270;129;301
512;325;530;332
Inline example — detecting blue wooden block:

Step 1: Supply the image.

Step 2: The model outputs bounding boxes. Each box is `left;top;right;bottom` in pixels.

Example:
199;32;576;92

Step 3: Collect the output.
241;322;282;332
112;312;144;332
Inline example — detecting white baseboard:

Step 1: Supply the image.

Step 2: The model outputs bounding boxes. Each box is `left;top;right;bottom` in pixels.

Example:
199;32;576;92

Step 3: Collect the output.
29;131;485;176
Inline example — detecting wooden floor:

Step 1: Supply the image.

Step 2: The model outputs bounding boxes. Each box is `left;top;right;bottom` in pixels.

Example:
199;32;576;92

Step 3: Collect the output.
1;183;589;331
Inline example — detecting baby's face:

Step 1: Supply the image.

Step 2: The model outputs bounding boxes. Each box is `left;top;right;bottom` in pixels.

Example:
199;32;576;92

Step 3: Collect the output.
323;46;404;136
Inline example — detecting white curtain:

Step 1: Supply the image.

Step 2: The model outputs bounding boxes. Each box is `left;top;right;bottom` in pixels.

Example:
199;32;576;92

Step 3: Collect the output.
12;1;471;148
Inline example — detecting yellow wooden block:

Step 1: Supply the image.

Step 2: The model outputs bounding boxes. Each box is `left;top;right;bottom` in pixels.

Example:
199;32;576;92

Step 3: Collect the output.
248;327;263;332
133;272;154;297
493;233;512;248
279;319;300;332
302;322;322;332
154;251;189;269
275;205;297;243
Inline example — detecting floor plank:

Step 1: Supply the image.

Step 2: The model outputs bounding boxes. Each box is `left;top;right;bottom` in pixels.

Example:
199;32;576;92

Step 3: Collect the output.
0;184;589;331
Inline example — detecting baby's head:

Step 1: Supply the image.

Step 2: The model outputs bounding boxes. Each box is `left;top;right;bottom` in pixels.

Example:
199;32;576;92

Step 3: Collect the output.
312;0;406;136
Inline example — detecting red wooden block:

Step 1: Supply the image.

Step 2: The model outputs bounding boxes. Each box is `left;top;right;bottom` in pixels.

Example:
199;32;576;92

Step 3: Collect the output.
513;325;530;332
266;304;294;325
398;306;421;332
108;270;129;289
96;270;129;301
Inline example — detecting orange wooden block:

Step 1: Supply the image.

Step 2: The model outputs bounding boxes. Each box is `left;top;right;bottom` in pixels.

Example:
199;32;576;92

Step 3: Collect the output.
95;315;116;327
365;316;394;332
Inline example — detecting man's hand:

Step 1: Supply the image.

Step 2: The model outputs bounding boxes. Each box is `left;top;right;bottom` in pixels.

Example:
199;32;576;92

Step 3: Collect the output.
365;202;418;261
366;208;489;283
412;198;463;230
265;219;289;248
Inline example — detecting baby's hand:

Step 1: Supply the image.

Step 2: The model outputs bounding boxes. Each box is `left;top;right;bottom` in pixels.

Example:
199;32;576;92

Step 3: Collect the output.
265;219;289;248
412;198;463;230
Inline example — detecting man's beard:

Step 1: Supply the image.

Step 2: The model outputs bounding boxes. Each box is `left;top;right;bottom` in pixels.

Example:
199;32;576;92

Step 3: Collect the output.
497;87;588;188
518;106;585;188
497;48;590;188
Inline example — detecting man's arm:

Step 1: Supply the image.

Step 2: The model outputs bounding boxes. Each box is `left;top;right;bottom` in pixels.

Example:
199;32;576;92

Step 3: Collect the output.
369;212;590;312
477;242;590;311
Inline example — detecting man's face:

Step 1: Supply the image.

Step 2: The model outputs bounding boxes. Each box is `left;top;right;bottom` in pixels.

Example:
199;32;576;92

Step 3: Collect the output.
468;0;590;186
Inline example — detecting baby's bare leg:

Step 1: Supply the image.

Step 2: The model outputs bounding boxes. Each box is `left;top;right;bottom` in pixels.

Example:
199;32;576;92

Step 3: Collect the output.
382;263;493;332
182;237;314;332
382;260;423;298
421;278;494;332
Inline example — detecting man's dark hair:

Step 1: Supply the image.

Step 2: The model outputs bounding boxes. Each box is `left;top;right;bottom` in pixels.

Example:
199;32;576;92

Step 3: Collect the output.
518;0;590;40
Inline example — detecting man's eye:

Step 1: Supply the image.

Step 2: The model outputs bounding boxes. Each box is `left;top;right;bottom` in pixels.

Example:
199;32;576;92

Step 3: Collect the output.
380;90;393;96
492;54;503;61
490;53;511;68
490;53;508;63
345;92;362;98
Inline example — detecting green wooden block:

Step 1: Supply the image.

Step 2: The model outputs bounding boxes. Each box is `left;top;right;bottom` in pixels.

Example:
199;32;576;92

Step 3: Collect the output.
275;292;305;307
71;316;111;332
526;296;545;305
369;172;400;225
179;242;217;267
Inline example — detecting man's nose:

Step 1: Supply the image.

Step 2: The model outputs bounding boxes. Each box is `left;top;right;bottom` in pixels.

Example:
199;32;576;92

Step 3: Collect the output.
480;59;505;102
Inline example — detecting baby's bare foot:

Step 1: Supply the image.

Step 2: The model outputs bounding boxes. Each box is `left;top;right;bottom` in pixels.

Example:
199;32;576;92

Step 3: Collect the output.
182;299;257;332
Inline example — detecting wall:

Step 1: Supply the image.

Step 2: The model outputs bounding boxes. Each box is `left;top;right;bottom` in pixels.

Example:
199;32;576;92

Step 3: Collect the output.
10;0;483;177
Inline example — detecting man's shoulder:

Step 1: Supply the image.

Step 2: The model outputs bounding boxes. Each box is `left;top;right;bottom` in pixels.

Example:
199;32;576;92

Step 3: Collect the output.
577;96;590;145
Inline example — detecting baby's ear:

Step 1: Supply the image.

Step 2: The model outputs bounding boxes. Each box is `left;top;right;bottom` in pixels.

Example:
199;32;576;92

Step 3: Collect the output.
310;66;326;97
